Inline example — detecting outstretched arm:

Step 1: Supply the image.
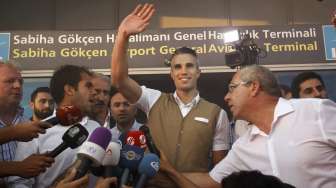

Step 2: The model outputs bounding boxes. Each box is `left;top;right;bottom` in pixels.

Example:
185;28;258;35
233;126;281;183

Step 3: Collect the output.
0;121;51;144
0;154;54;178
111;4;155;103
160;151;221;188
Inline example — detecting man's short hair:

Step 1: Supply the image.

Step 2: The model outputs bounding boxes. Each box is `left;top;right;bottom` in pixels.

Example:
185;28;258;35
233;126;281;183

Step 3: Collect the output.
169;47;200;67
93;73;110;84
30;87;51;102
109;86;147;124
291;71;325;98
0;60;21;71
50;65;92;104
221;170;295;188
239;65;281;97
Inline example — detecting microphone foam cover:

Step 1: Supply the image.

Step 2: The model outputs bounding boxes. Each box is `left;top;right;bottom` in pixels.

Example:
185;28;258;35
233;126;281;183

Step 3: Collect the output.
119;144;144;170
56;105;83;126
102;142;121;166
126;131;147;149
88;127;112;149
138;153;160;178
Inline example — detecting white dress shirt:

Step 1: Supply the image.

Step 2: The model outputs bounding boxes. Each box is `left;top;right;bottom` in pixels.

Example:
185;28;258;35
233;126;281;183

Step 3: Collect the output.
110;120;143;142
8;117;100;188
210;98;336;188
136;86;230;151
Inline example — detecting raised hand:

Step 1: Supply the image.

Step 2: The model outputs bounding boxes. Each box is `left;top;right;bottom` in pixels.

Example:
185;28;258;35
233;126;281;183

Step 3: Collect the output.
118;3;155;37
17;154;54;178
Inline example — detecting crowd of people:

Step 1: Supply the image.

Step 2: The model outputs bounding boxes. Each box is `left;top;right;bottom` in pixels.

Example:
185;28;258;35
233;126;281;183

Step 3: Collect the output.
0;3;335;188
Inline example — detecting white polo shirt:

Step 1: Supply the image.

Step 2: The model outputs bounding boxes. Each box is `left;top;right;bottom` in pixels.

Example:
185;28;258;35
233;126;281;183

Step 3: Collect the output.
136;86;230;151
210;98;336;188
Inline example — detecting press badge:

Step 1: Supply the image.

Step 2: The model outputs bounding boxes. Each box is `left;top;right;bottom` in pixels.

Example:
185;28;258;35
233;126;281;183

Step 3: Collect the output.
194;117;209;124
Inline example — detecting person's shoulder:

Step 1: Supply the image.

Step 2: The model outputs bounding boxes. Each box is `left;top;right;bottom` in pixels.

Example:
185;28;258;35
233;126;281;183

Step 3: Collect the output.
289;98;332;108
141;85;162;95
86;119;101;128
85;119;101;133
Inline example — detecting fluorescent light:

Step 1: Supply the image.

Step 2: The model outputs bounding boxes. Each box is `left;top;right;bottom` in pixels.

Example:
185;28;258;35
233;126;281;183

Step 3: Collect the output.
223;30;239;43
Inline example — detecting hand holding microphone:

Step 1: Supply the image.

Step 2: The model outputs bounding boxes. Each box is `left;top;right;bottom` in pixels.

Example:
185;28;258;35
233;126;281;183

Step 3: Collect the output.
47;123;89;158
9;121;52;142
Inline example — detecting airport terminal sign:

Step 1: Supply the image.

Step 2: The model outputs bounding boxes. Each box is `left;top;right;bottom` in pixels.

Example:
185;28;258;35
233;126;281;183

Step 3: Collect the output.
0;24;333;70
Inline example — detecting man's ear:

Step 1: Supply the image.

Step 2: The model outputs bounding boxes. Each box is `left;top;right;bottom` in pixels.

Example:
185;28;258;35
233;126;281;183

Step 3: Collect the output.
250;81;261;97
196;67;201;78
170;69;174;81
29;101;34;110
64;84;75;97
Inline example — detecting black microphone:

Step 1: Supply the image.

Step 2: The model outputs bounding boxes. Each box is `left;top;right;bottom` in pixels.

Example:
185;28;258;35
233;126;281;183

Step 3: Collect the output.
47;124;89;158
139;126;160;157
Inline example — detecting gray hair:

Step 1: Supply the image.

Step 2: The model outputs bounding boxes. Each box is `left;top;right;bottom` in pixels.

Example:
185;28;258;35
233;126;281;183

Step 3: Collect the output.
93;72;111;84
239;65;281;97
0;60;21;71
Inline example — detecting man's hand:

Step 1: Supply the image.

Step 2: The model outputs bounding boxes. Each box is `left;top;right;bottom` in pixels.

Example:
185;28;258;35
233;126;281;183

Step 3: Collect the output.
118;3;155;37
95;177;118;188
55;169;89;188
17;154;54;178
15;121;52;142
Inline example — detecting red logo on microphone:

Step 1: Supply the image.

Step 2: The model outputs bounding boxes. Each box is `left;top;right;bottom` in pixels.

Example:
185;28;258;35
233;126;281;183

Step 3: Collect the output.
126;136;135;145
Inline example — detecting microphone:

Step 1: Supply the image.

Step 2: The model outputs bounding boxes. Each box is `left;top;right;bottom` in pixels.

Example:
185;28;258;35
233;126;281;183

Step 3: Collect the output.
118;144;145;188
139;126;160;156
102;142;121;166
126;131;147;149
134;153;160;188
74;127;112;179
47;124;89;158
102;142;121;178
43;105;83;126
118;131;128;148
90;141;122;178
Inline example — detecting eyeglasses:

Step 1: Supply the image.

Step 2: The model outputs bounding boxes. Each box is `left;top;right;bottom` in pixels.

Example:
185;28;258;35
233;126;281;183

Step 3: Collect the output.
228;81;250;93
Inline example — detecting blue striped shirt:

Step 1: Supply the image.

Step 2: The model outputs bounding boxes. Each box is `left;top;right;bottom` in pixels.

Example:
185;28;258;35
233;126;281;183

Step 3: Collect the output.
0;107;27;161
